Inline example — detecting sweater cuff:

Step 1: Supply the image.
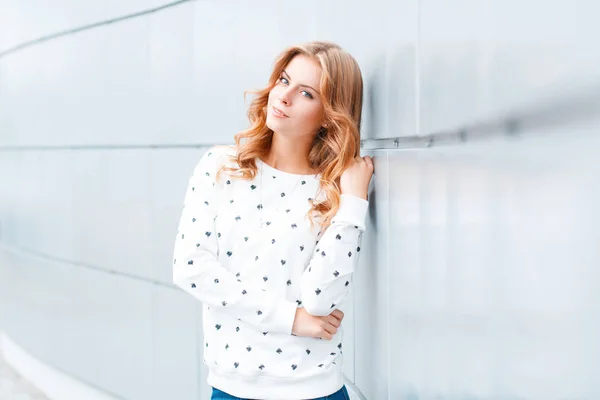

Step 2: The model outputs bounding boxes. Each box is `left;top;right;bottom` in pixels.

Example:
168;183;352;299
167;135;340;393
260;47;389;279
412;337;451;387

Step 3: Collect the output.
270;299;298;335
332;194;369;230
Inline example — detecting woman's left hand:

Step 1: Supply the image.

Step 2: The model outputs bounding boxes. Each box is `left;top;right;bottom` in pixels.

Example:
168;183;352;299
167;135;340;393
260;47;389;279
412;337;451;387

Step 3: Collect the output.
340;155;374;200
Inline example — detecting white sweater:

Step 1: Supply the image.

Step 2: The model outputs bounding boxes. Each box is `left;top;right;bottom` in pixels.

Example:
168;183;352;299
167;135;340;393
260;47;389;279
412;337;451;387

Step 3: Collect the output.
172;145;368;399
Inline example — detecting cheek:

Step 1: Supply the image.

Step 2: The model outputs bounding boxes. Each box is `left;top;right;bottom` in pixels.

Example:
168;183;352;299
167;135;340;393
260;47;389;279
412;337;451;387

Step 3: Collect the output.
300;103;324;126
268;87;281;104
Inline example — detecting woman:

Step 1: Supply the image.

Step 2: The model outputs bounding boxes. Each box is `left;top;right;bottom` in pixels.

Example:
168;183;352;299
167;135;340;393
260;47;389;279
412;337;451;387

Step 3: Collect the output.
173;41;374;400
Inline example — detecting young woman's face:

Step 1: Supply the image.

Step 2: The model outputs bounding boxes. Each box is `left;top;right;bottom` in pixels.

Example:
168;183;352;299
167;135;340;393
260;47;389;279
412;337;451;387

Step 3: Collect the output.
266;54;325;140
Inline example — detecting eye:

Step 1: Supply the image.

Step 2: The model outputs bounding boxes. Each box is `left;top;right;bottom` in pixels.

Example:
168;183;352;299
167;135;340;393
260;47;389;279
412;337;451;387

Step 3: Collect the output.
301;90;313;99
279;77;289;85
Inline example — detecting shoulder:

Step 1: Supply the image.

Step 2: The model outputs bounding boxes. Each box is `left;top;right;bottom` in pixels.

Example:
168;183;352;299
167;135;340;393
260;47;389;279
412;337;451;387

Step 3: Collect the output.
197;145;237;168
191;145;239;183
208;144;238;157
202;144;237;161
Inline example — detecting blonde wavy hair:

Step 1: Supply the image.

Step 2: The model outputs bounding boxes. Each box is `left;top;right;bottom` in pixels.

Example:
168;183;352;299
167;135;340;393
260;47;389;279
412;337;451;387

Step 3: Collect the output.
217;41;364;230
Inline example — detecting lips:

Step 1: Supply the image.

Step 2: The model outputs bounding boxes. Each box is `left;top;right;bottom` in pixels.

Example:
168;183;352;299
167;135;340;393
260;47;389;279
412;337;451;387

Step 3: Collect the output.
271;106;288;118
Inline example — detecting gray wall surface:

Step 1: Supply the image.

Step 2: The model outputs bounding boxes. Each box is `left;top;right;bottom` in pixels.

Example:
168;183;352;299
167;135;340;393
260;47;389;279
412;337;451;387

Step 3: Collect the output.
1;0;599;399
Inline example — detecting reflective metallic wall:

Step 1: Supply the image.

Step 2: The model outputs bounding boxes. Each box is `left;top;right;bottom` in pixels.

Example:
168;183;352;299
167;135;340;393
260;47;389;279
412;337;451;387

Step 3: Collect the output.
1;1;599;399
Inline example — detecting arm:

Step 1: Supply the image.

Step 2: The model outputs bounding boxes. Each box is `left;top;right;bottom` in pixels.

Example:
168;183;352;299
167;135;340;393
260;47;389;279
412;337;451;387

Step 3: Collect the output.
172;146;297;334
300;194;368;316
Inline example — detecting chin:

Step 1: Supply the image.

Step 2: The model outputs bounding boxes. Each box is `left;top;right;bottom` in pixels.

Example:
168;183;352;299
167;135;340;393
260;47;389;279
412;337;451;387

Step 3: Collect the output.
265;117;282;132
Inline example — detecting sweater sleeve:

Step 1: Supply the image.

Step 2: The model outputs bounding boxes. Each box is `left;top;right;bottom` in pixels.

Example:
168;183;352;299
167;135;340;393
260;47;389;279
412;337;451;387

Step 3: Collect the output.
300;194;368;316
172;146;298;334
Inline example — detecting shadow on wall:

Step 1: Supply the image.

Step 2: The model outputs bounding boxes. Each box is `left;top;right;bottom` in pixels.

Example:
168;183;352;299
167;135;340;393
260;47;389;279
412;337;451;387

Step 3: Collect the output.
362;45;416;139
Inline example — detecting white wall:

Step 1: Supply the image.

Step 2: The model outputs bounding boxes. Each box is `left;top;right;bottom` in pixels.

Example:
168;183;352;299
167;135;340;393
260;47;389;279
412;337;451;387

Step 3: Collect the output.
1;0;599;399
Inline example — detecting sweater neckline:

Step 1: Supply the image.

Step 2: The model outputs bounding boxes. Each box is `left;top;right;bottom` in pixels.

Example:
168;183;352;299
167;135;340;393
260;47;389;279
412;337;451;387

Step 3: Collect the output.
257;158;320;179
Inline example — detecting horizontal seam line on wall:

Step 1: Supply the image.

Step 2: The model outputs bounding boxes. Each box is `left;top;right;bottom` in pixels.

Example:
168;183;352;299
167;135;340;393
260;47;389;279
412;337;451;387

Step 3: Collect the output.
0;0;196;59
0;241;178;290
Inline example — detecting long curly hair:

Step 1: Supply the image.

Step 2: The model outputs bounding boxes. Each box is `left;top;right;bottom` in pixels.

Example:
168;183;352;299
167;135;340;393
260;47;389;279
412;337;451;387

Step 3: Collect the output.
217;41;364;231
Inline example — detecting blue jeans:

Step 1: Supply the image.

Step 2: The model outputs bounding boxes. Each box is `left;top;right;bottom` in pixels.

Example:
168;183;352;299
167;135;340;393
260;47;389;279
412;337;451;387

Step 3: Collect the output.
211;385;351;400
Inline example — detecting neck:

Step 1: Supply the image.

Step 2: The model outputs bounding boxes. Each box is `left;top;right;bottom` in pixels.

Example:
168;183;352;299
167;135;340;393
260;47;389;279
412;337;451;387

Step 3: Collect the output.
263;132;317;175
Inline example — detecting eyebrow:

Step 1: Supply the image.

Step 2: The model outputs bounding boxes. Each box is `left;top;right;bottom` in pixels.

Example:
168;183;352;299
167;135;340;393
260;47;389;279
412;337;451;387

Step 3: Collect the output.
282;70;320;95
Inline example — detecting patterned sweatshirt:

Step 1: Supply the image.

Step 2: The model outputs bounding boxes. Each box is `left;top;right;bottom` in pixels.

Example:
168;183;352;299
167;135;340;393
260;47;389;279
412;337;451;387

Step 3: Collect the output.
172;145;368;399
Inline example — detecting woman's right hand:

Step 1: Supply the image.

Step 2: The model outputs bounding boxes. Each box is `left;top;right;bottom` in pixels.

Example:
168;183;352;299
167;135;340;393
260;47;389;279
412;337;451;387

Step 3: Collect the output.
291;308;344;340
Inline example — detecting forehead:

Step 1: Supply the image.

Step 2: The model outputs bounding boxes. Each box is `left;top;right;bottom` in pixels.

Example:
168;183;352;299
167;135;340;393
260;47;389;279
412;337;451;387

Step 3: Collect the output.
284;54;322;88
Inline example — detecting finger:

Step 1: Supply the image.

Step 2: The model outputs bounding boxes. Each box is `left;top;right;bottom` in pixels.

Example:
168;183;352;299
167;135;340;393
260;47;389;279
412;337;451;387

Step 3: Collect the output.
364;156;374;172
316;321;334;340
329;310;344;322
323;323;338;336
330;309;344;321
327;315;341;328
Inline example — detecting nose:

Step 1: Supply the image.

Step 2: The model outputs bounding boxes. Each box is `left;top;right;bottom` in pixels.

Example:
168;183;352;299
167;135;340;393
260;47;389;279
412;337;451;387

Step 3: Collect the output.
277;88;292;106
